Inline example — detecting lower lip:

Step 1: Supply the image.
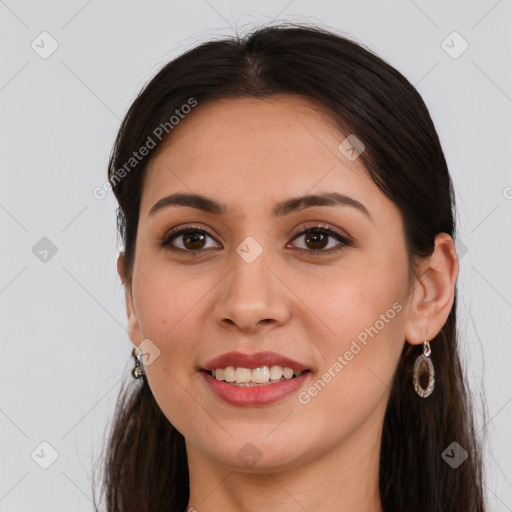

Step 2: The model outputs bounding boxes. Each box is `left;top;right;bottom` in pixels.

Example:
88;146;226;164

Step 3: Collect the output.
200;370;311;406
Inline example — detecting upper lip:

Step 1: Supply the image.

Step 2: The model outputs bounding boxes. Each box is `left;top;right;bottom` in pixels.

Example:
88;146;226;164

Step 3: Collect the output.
202;351;311;372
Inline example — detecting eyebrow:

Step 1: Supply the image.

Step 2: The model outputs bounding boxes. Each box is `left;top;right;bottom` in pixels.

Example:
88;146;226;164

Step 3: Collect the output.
149;191;373;222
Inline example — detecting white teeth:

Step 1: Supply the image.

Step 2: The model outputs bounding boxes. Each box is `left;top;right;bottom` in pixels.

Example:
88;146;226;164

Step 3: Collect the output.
282;367;294;379
235;367;251;383
269;365;283;380
223;367;236;382
251;366;270;383
211;365;305;385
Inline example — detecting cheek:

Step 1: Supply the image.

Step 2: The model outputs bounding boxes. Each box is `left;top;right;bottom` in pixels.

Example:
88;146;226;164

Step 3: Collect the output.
133;270;208;431
133;256;206;334
304;262;407;403
132;266;205;384
309;257;408;339
292;290;405;450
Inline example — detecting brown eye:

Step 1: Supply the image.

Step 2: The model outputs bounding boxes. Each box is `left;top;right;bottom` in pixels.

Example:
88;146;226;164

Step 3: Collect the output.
303;231;329;250
289;223;352;253
161;226;219;252
181;231;207;250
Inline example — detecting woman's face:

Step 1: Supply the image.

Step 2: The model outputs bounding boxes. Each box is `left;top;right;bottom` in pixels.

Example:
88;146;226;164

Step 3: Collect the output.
122;95;418;473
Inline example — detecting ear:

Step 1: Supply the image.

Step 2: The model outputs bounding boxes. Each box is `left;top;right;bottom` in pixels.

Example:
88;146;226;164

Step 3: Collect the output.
117;253;141;344
404;233;459;345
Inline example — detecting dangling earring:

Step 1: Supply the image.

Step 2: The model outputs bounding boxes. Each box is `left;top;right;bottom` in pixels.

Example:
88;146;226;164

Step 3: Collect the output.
413;340;435;398
131;346;146;379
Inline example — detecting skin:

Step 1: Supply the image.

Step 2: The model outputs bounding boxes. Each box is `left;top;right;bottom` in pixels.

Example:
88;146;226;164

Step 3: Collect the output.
117;95;459;512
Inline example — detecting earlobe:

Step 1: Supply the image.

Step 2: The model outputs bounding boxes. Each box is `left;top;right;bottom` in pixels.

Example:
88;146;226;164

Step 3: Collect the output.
404;233;459;345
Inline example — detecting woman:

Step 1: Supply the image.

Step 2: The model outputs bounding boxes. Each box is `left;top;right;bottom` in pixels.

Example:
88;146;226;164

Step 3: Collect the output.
94;23;486;512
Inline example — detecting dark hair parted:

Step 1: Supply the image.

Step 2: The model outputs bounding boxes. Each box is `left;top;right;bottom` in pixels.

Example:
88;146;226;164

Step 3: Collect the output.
95;23;487;512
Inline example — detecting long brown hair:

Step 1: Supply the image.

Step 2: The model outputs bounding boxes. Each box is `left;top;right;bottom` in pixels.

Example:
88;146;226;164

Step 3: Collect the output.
93;23;487;511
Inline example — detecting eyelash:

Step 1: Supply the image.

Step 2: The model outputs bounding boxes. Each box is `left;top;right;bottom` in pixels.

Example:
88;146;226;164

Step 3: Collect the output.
160;222;352;256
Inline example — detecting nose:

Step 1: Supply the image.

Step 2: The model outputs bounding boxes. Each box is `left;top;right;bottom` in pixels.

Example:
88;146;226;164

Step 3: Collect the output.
213;248;291;334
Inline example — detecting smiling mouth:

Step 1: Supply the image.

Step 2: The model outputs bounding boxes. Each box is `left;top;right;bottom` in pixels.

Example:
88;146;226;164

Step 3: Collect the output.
203;366;311;387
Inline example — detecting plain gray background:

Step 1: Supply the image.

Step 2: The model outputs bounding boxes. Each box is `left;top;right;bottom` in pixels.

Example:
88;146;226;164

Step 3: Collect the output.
1;1;511;510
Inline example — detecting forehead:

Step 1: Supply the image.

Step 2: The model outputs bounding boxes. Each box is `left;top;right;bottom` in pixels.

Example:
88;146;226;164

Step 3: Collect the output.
140;96;387;219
